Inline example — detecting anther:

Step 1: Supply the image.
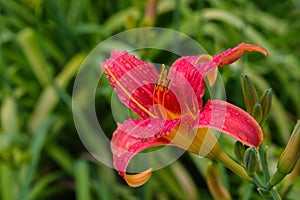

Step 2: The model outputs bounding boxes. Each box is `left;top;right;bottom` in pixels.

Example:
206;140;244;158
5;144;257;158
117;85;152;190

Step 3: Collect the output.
156;64;170;89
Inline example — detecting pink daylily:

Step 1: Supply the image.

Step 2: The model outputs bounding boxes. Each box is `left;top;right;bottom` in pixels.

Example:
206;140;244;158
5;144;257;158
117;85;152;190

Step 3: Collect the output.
101;42;268;187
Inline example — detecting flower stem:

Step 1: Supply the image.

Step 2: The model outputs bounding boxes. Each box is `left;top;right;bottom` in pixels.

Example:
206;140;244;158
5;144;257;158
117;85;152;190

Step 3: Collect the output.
215;150;252;182
253;173;265;189
271;188;282;200
258;143;283;200
267;170;286;190
258;142;270;182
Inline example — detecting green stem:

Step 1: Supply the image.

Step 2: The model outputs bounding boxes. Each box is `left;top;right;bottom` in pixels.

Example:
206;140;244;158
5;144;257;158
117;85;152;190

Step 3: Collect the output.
267;170;286;190
271;188;282;200
253;173;265;189
258;143;283;200
258;142;270;182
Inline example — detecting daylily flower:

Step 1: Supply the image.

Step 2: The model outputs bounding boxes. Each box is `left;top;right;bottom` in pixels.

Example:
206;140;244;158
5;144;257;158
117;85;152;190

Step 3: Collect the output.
101;42;268;187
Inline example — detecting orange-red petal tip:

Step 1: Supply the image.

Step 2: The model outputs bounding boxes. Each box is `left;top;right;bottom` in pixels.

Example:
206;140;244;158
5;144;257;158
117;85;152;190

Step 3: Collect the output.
237;42;269;56
125;169;152;187
214;42;268;66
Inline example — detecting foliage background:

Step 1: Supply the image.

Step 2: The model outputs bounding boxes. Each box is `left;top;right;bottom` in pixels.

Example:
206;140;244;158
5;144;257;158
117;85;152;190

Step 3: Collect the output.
1;0;300;199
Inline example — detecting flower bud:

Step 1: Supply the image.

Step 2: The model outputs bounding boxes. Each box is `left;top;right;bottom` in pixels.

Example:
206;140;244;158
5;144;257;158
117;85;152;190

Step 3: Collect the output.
234;141;246;162
206;162;232;200
277;120;300;174
268;120;300;189
241;75;258;114
259;88;272;125
252;103;263;123
243;147;258;176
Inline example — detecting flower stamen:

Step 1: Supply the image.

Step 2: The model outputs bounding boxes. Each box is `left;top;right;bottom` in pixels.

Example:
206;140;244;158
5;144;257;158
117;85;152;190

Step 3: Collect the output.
152;64;173;118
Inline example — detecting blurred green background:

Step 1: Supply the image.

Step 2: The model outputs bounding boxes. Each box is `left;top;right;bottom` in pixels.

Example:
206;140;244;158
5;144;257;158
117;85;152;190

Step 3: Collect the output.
1;0;300;199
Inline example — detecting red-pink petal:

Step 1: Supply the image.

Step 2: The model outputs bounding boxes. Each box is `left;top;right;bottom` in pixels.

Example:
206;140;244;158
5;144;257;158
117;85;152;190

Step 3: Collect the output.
213;42;268;66
101;51;196;119
111;118;180;186
174;43;268;76
101;50;158;87
196;100;263;148
169;56;206;110
101;50;159;118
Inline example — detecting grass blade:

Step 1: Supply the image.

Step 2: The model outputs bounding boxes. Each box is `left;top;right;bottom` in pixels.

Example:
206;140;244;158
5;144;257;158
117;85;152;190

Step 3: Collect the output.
19;116;55;200
17;28;52;86
75;160;91;200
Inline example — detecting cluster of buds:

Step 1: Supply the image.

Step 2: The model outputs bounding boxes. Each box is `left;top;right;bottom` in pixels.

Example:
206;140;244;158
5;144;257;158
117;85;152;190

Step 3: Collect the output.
241;74;272;126
235;75;272;177
239;74;300;198
234;141;258;177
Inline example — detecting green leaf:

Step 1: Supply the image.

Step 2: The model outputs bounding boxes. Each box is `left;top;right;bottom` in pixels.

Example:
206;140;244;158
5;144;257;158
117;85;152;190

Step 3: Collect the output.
29;54;85;132
1;96;19;133
17;28;52;86
19;116;55;200
75;160;91;200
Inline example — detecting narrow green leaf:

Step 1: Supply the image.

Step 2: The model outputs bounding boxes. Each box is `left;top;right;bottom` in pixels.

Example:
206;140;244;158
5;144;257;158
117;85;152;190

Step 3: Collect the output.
27;172;63;200
171;162;199;199
0;164;13;200
104;8;140;33
67;0;85;25
45;144;74;175
29;54;85;132
17;28;52;86
1;96;19;133
19;116;54;200
75;160;91;200
0;1;35;24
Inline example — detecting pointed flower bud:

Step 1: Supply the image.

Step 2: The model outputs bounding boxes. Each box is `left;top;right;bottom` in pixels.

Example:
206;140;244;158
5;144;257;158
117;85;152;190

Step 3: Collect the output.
252;103;263;123
268;120;300;189
277;120;300;174
234;141;247;162
259;88;273;126
241;75;259;114
243;147;258;176
206;162;232;200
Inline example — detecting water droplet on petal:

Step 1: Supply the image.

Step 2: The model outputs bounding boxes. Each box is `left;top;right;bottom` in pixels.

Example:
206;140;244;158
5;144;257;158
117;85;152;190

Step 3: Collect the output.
225;112;231;118
129;102;137;109
201;120;209;125
111;79;116;84
214;112;221;117
165;94;170;101
209;104;214;110
125;63;131;68
200;113;205;120
119;96;127;102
